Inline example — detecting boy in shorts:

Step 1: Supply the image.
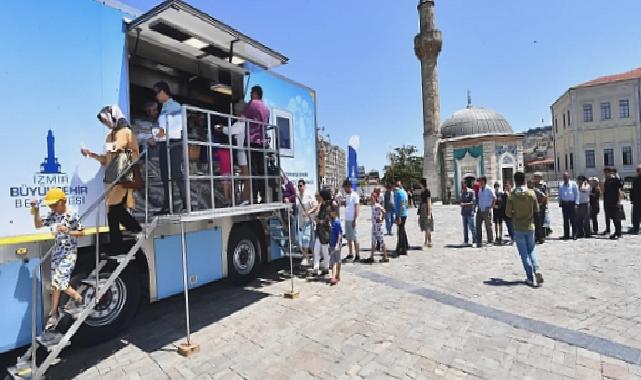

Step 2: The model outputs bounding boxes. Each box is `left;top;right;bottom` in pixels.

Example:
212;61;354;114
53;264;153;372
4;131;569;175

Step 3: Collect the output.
329;207;343;285
31;188;85;330
366;189;389;263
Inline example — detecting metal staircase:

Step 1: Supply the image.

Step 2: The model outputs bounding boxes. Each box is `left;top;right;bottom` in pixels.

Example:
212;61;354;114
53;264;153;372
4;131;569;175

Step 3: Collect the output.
7;148;154;380
9;218;159;380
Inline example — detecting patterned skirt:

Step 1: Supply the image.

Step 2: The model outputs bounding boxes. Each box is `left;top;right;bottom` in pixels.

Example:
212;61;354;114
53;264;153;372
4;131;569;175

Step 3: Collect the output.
419;203;434;232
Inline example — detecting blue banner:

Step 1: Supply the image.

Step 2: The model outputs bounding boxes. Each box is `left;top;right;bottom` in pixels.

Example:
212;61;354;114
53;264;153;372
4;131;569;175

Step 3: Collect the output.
348;146;358;189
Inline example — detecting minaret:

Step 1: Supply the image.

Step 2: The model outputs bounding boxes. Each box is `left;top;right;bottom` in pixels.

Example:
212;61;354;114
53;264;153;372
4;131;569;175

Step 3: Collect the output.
414;0;442;199
41;129;61;174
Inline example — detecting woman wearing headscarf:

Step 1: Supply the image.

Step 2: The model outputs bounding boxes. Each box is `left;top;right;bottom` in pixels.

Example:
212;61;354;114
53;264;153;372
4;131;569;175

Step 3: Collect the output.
81;105;142;254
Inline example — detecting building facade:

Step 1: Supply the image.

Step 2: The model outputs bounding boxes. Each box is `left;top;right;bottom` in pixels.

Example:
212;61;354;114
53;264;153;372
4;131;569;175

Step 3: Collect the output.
439;103;524;201
552;67;641;181
317;137;346;190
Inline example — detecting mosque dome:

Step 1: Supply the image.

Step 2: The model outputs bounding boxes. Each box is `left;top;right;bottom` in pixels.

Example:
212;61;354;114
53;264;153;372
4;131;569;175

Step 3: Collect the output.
440;104;513;139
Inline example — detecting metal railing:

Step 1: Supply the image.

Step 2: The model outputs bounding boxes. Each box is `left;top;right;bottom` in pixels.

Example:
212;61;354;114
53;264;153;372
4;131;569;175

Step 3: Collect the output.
150;105;284;215
25;147;150;380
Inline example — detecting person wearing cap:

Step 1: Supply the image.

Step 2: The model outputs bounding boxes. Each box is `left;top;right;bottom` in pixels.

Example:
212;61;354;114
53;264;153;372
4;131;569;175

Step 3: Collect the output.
31;188;85;330
589;177;601;235
575;175;591;238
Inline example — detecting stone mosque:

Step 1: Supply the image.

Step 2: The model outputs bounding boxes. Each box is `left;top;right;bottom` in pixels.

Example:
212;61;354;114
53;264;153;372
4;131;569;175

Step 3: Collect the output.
415;0;523;202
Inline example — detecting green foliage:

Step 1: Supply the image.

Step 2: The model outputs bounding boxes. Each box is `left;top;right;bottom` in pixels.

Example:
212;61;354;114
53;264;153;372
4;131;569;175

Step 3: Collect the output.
382;145;423;188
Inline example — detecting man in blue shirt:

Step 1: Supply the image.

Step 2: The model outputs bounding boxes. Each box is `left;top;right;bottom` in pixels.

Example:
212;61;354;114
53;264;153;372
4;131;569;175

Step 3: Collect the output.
154;81;187;214
475;176;496;246
558;171;579;239
394;180;409;255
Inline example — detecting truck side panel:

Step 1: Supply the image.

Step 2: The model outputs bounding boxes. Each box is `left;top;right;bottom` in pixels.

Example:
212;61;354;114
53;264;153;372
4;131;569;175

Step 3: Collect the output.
154;228;224;300
0;0;128;239
0;259;43;352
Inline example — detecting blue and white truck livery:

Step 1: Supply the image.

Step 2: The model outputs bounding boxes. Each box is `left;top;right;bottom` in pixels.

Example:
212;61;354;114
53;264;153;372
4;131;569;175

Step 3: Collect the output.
0;1;317;377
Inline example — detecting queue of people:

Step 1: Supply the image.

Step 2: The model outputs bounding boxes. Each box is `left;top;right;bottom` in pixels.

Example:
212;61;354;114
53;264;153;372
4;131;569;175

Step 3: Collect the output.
292;177;434;285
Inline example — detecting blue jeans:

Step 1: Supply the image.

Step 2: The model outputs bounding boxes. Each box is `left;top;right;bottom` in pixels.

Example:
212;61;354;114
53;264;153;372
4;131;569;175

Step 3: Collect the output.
462;214;477;244
385;210;395;235
514;230;539;281
505;218;514;239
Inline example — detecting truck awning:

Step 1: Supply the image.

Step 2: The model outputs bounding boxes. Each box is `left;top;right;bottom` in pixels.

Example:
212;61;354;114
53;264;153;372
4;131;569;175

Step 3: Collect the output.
127;0;288;70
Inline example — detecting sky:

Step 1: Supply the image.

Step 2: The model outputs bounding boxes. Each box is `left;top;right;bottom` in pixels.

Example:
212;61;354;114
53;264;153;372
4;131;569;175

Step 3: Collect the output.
123;0;641;173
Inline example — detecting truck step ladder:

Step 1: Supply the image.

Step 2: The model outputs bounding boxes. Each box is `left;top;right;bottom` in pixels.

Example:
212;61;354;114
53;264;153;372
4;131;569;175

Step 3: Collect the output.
7;217;159;380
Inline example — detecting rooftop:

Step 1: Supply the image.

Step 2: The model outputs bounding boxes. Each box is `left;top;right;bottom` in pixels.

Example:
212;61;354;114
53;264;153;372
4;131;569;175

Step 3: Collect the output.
575;66;641;88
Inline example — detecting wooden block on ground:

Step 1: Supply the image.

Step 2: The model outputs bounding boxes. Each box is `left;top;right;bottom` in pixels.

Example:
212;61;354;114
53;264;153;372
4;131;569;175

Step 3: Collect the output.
283;291;300;299
177;342;200;357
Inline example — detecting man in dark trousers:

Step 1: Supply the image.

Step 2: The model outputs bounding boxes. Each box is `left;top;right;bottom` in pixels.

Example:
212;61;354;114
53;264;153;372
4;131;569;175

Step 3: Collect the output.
603;167;623;239
629;165;641;234
557;172;578;240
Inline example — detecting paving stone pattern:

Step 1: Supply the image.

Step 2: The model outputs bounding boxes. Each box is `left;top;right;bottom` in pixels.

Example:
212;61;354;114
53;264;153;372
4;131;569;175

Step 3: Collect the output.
43;201;641;379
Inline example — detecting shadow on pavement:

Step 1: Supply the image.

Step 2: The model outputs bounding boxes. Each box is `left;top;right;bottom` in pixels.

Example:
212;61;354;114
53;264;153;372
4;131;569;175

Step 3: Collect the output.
483;277;525;287
40;260;293;379
444;243;473;249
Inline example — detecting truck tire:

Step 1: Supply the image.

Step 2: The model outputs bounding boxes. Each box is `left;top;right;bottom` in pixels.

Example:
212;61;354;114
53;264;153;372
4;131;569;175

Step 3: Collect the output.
58;265;141;346
227;224;262;285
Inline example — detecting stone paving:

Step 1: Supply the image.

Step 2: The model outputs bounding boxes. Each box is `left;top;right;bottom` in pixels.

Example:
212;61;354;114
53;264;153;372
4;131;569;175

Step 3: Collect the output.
37;202;641;379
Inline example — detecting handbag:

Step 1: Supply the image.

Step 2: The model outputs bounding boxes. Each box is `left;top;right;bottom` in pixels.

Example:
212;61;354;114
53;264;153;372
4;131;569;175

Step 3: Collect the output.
121;162;144;190
104;150;134;185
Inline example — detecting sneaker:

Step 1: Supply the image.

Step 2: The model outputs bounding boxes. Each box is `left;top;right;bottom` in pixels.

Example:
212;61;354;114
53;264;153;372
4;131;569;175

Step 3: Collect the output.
524;279;536;287
535;272;544;285
609;234;619;240
300;258;310;266
361;257;374;264
240;200;250;206
380;257;390;263
345;254;354;260
44;312;59;331
353;255;361;262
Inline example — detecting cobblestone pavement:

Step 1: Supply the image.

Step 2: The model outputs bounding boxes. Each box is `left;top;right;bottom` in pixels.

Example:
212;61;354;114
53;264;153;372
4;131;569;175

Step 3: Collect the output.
37;202;641;379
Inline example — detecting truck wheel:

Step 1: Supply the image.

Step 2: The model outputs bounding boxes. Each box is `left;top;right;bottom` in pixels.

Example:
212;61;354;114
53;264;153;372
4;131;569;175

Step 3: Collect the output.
227;225;262;285
58;265;141;346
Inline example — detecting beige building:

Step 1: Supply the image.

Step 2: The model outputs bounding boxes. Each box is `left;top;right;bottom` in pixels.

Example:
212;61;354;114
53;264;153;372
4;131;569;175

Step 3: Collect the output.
317;137;346;190
552;67;641;181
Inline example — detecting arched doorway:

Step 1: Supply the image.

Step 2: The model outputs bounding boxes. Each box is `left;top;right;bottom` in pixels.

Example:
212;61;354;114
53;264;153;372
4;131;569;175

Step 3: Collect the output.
499;152;515;187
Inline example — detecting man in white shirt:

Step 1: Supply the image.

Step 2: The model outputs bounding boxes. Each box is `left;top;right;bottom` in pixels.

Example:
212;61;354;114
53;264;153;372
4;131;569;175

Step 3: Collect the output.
342;179;360;262
296;179;317;266
575;175;591;238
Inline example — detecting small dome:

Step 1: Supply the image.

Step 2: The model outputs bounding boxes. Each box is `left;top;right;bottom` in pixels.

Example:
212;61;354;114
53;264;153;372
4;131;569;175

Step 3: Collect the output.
441;106;513;139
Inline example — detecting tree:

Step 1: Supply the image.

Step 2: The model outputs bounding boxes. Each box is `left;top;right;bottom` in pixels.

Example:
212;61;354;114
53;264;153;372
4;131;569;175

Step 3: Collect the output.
382;145;423;188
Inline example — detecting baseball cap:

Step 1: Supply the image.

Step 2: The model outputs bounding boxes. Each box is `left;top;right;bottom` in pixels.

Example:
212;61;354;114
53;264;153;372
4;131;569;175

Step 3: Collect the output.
43;188;66;206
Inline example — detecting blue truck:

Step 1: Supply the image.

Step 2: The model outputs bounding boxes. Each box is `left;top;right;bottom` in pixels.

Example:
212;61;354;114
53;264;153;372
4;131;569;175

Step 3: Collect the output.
0;1;318;378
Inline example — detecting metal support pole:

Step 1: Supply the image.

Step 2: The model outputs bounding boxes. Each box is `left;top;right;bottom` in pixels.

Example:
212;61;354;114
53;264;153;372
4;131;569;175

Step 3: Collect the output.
180;220;190;344
165;113;174;215
181;107;192;214
177;219;199;356
96;207;100;291
31;260;38;380
284;208;299;299
145;144;149;232
228;106;235;207
207;114;215;209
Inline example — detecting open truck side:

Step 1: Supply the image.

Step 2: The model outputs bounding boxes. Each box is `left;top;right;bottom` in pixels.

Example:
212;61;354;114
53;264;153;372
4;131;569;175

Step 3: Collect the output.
0;1;317;378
